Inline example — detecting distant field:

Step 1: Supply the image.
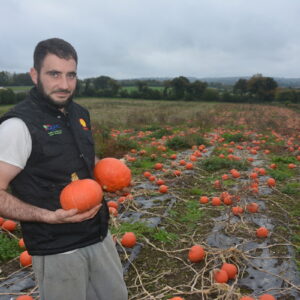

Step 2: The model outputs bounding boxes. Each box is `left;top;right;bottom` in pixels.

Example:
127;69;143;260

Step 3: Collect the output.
76;97;300;135
1;97;299;136
6;86;32;92
120;86;163;92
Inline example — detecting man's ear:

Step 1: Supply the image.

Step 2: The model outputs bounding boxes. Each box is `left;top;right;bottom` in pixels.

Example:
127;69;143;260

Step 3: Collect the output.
29;67;38;85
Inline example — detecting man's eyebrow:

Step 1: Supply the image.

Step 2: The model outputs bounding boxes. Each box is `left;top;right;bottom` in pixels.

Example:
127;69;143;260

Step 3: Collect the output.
46;70;61;74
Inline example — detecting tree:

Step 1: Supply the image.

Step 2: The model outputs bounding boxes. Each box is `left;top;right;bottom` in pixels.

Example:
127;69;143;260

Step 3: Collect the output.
0;71;10;86
233;79;248;95
186;80;207;100
247;74;278;101
93;76;120;97
12;72;32;86
169;76;190;99
0;88;15;104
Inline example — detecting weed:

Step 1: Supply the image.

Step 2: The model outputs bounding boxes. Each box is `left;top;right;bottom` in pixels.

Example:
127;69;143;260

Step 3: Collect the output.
149;128;173;139
271;155;298;164
0;233;22;262
268;168;294;181
221;132;246;142
166;136;191;150
110;221;153;237
152;229;179;243
179;200;205;229
189;187;205;195
199;156;248;172
280;182;300;195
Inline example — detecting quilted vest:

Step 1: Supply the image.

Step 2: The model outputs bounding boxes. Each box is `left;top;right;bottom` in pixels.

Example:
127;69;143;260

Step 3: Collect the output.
0;88;109;255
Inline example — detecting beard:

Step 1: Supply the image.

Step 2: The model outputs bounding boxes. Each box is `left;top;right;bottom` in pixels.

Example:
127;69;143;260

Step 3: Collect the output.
37;77;74;109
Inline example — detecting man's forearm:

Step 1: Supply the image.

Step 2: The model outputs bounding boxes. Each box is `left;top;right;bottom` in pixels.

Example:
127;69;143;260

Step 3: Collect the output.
0;189;49;222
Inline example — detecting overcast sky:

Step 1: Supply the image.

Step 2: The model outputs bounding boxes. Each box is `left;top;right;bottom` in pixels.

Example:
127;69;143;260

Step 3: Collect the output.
1;0;300;79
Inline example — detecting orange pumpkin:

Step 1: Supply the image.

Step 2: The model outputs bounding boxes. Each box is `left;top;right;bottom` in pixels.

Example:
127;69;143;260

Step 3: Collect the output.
107;201;118;209
185;163;193;170
109;207;118;217
154;163;163;170
256;226;268;238
0;217;4;226
169;297;185;300
232;206;244;216
212;197;221;206
60;179;103;212
18;238;26;249
1;220;17;232
121;232;137;248
246;202;259;213
267;178;276;187
173;170;182;176
16;296;34;300
221;263;238;279
199;196;209;204
258;294;276;300
94;158;131;192
20;250;32;267
143;171;151;178
159;185;168;193
188;245;205;263
213;269;228;283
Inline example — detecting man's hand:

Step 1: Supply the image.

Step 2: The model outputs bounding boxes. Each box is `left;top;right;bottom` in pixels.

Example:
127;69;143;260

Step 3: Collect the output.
44;204;102;224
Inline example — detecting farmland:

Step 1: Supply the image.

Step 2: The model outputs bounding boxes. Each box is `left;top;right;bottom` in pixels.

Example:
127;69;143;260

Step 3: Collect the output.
0;98;300;299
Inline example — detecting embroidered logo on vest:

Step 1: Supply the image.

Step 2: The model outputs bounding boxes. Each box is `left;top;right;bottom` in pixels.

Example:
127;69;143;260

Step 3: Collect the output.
43;124;63;136
79;118;88;130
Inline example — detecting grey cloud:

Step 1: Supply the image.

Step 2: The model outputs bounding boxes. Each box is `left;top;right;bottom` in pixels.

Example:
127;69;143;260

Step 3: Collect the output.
1;0;300;78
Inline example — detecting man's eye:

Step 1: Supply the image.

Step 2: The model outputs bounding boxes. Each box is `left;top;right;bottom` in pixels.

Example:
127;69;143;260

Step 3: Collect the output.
68;73;77;79
49;72;60;78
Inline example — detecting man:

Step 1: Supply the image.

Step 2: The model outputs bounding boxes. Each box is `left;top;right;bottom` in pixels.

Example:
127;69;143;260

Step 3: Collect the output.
0;38;128;300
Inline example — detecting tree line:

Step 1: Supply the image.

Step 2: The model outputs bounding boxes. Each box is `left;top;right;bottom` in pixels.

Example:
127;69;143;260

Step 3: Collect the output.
1;70;300;104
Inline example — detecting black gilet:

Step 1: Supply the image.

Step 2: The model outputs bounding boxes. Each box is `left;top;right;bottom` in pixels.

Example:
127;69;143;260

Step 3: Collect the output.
0;88;109;255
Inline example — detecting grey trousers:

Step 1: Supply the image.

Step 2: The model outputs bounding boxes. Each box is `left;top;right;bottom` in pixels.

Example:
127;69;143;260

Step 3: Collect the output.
32;232;128;300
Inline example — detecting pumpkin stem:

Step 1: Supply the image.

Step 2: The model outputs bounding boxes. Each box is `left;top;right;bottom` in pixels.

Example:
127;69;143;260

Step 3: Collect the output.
71;172;79;181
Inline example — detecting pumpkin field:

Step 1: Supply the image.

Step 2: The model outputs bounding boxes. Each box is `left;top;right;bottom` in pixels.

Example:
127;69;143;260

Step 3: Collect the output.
0;99;300;300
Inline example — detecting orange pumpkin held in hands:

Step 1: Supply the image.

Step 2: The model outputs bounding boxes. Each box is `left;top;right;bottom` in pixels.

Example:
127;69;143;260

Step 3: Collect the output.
20;250;32;267
121;232;137;248
188;245;205;263
60;179;103;212
94;158;131;192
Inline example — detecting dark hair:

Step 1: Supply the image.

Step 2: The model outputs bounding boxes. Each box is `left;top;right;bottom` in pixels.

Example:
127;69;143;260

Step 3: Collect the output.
33;38;78;72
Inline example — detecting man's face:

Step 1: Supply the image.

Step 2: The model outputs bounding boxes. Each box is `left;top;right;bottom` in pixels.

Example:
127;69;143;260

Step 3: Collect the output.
30;53;77;108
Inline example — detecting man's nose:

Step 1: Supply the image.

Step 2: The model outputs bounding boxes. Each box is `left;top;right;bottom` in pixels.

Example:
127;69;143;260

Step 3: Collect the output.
58;75;69;90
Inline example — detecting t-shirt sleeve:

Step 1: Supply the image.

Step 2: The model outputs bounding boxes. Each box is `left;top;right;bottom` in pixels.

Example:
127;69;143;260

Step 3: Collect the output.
0;118;32;169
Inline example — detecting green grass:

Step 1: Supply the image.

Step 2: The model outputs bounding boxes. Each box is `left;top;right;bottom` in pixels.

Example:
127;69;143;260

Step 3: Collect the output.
178;200;205;230
280;182;300;195
199;156;249;172
7;86;32;92
221;132;246;142
0;233;22;262
110;221;179;244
